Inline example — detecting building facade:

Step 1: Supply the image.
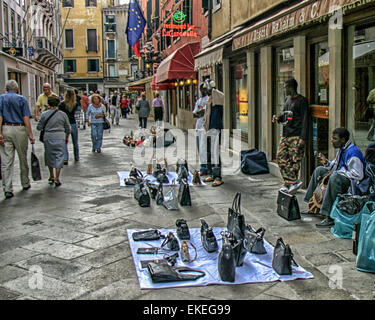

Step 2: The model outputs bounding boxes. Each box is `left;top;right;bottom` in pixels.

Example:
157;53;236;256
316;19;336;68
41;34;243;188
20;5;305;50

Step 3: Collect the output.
0;0;63;109
195;0;375;185
60;0;110;94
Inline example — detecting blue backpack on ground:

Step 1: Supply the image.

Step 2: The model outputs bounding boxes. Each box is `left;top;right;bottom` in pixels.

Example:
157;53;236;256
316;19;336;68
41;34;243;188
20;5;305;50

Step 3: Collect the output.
330;199;374;239
356;203;375;273
241;149;269;175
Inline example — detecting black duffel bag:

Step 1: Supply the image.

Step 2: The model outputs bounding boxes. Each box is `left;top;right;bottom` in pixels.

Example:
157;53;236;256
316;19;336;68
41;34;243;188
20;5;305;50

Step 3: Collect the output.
241;149;269;175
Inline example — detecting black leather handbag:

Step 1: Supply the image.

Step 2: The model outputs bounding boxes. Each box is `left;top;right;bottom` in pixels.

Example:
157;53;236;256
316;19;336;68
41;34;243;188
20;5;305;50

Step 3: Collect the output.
277;190;301;221
134;181;151;207
218;231;236;282
132;229;163;241
227;193;247;266
244;225;267;254
161;232;180;251
147;261;205;283
272;237;298;275
200;219;218;253
176;219;190;240
178;179;191;206
177;161;189;183
147;182;159;200
156;183;164;205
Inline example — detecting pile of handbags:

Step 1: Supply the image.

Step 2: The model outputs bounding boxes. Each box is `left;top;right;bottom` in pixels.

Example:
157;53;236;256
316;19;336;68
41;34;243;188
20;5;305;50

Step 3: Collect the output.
133;220;205;283
202;192;299;282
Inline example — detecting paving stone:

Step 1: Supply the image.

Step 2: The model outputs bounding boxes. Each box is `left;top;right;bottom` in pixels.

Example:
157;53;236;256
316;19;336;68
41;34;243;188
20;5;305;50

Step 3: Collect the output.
14;254;92;280
0;234;47;254
30;227;95;244
0;248;40;267
21;239;94;260
76;229;128;250
0;266;29;284
0;286;21;300
80;212;130;224
2;275;88;300
305;252;347;267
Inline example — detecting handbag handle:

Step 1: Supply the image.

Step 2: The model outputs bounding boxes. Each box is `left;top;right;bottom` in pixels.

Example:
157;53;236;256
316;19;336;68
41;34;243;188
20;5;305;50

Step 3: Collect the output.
275;238;299;267
174;267;205;280
232;192;241;214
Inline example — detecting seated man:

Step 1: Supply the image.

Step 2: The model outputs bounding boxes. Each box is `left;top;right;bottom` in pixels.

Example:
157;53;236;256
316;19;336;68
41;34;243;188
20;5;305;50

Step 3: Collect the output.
304;127;365;227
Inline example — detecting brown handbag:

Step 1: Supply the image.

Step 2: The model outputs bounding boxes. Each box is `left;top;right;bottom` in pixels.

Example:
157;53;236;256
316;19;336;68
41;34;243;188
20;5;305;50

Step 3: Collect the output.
308;174;330;214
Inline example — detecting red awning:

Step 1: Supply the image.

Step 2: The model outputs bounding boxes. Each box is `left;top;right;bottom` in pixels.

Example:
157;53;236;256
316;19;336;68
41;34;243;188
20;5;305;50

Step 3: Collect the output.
152;74;175;90
156;42;200;83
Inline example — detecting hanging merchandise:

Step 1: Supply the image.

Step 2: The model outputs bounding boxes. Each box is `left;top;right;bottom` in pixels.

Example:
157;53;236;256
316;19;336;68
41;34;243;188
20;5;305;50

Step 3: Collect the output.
176;219;191;240
178;178;192;206
180;240;198;263
200;219;218;253
227;192;247;266
147;261;205;283
277;189;301;221
218;231;237;282
272;237;298;275
244;225;267;254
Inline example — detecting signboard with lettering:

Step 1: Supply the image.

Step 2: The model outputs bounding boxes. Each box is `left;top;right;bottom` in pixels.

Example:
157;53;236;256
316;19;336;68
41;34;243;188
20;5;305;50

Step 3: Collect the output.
162;10;198;38
232;0;375;50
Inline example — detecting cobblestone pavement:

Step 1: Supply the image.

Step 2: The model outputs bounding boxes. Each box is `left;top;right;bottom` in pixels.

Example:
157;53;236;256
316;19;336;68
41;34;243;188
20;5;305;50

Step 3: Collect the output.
0;113;374;300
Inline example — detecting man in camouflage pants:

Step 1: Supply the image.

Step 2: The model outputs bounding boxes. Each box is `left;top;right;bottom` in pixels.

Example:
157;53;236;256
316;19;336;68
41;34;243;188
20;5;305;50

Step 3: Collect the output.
272;78;310;194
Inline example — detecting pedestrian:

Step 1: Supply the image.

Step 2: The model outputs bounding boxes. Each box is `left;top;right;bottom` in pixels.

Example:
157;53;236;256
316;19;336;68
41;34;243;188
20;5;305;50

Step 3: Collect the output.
59;89;80;164
136;93;150;129
34;83;57;122
193;83;210;176
81;91;89;130
127;95;133;114
88;90;94;104
0;80;36;199
202;79;224;187
87;94;105;153
37;95;70;187
59;93;64;102
120;94;129;119
303;128;365;227
272;78;309;195
152;93;164;127
102;93;108;115
110;91;121;125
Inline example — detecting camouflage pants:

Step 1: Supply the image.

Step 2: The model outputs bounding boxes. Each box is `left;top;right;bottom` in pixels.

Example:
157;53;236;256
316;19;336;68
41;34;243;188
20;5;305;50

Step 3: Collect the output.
276;136;305;185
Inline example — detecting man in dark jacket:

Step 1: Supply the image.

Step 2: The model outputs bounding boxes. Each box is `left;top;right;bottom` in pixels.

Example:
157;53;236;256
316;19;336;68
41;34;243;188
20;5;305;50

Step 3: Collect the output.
272;78;309;195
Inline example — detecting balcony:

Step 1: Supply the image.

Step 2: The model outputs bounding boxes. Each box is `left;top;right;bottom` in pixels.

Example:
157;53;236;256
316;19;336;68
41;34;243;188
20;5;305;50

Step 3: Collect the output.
34;36;62;69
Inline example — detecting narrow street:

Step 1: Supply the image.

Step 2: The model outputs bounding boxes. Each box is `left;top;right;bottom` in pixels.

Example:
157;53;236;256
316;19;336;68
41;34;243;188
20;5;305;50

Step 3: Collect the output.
0;114;373;300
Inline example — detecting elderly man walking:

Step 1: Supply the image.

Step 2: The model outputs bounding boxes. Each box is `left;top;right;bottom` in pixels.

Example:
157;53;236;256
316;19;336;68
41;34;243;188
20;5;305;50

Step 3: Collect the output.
136;93;150;129
34;83;56;122
0;80;36;199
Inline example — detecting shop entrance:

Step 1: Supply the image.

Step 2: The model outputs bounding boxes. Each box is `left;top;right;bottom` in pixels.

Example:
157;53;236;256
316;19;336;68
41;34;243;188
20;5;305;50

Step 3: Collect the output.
307;39;330;183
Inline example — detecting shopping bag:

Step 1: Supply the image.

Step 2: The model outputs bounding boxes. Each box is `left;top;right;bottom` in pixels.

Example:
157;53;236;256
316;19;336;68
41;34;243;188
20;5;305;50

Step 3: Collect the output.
31;145;42;181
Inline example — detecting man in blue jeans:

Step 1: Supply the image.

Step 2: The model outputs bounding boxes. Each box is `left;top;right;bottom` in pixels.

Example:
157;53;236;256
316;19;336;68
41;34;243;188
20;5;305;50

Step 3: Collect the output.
303;128;365;227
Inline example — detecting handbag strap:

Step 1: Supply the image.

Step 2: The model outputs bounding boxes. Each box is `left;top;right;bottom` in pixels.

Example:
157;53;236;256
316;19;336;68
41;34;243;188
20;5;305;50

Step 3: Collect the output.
232;192;241;214
42;109;59;130
174;267;205;280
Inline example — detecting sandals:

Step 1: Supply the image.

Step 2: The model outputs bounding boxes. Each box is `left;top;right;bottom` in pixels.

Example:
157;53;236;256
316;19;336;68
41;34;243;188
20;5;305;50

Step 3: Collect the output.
54;180;62;187
212;180;224;187
48;178;55;185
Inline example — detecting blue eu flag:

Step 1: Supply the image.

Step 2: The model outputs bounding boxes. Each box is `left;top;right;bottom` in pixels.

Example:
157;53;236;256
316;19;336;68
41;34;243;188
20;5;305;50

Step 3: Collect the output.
126;0;146;51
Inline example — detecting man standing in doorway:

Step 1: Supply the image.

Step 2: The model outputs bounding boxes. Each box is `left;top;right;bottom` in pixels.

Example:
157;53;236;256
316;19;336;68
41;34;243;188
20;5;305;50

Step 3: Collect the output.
0;80;36;199
272;78;309;194
34;83;56;121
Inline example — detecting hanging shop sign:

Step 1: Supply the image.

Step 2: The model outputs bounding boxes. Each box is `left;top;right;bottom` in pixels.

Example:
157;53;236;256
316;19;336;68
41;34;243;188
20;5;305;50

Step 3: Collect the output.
232;0;375;50
2;47;23;57
162;10;198;38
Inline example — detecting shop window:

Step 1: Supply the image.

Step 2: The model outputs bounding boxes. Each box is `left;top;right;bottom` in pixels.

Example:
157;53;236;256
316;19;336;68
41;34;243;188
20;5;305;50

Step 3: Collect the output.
347;23;375;152
231;62;248;136
311;42;329;105
273;45;295;159
64;59;76;73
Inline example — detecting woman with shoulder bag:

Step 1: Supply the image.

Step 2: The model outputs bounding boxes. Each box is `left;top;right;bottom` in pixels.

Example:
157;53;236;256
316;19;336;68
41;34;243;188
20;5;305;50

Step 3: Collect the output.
37;95;70;187
87;94;105;153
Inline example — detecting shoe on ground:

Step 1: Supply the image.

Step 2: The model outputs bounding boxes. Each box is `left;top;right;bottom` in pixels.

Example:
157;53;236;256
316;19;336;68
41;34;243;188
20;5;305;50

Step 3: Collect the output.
288;181;303;195
97;149;101;153
316;217;334;228
203;176;214;183
64;161;68;165
212;179;224;187
23;185;31;191
4;192;14;199
279;186;290;193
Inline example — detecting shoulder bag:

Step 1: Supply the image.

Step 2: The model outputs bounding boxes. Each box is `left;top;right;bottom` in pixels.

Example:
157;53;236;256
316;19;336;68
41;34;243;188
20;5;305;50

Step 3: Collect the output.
178;178;191;206
217;231;236;282
39;110;58;143
277;189;301;221
308;175;330;215
272;237;298;275
244;225;267;254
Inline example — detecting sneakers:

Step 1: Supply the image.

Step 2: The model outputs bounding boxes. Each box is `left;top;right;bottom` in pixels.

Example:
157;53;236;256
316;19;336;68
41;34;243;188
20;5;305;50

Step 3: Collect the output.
316;217;335;228
4;192;14;199
288;181;303;195
279;186;289;193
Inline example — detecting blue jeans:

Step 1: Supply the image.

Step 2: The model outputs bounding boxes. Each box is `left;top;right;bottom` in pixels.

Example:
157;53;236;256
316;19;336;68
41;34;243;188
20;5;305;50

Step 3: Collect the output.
65;123;79;161
91;123;104;151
